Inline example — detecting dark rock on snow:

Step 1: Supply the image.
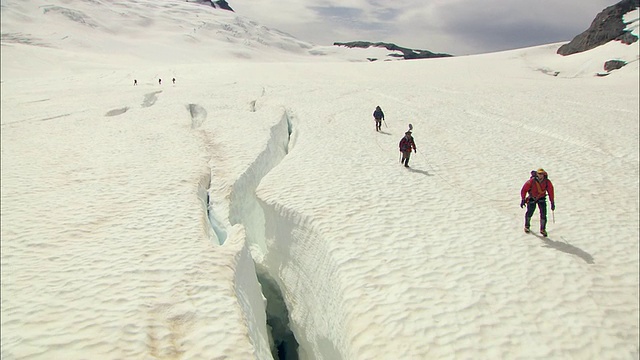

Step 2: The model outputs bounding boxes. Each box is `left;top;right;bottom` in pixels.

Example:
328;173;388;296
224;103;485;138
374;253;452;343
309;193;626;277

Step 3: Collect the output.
212;0;233;11
190;0;234;12
333;41;453;60
557;0;639;56
604;59;627;71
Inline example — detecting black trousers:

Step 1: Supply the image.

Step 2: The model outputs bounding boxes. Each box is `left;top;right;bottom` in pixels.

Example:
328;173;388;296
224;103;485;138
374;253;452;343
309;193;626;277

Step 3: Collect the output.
401;151;411;165
525;197;547;230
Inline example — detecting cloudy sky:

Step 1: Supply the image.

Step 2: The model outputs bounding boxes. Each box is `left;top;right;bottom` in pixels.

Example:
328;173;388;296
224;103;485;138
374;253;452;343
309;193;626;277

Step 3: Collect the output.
231;0;617;55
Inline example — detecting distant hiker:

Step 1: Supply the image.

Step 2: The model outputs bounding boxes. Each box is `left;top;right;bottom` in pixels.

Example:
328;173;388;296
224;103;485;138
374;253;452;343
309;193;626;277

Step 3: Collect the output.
159;78;162;85
134;79;137;86
399;131;417;167
172;77;176;84
373;106;385;132
520;168;555;236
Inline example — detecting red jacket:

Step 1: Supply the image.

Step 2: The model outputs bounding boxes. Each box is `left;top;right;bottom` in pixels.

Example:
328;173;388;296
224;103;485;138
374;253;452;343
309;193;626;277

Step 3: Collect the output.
399;136;416;152
521;177;554;202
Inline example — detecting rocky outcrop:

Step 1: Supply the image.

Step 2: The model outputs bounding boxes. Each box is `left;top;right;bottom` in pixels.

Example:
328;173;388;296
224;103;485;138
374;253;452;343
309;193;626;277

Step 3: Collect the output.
333;41;453;60
191;0;234;12
557;0;639;56
604;59;627;71
213;0;234;11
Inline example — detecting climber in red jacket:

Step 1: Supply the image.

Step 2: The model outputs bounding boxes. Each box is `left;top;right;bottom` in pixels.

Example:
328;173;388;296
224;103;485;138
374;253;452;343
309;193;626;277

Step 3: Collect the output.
520;168;555;236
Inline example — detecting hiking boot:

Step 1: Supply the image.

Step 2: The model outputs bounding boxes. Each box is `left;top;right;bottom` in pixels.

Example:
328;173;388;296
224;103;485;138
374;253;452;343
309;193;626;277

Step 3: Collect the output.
540;229;548;237
524;227;530;233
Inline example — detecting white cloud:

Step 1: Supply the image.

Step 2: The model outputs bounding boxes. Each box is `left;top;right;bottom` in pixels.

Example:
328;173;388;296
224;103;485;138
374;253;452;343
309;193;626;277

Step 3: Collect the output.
233;0;620;54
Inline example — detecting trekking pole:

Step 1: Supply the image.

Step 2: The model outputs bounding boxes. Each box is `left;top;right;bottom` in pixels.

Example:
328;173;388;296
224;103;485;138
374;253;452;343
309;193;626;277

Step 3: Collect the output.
552;210;555;224
383;119;388;128
417;148;429;166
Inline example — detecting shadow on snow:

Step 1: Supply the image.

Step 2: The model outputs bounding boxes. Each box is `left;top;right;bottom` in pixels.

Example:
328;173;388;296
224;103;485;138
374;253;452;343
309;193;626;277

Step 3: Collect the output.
531;233;595;264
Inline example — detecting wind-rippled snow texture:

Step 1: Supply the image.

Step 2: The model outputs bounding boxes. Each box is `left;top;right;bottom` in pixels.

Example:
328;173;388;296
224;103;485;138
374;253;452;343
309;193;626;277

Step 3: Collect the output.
253;54;639;359
1;4;639;359
0;73;278;359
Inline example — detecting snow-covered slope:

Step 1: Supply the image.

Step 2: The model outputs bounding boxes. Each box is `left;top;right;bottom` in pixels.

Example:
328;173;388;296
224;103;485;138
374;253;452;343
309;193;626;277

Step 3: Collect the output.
1;1;638;360
0;0;407;65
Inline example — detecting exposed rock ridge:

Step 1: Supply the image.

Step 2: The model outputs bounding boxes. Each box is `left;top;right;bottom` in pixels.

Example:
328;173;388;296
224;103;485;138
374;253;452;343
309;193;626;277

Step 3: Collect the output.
190;0;234;12
212;0;234;11
557;0;639;55
333;41;453;60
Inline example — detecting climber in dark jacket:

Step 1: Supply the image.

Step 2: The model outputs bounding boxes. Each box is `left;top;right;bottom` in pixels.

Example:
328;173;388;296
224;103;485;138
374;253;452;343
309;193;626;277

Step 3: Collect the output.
373;106;385;132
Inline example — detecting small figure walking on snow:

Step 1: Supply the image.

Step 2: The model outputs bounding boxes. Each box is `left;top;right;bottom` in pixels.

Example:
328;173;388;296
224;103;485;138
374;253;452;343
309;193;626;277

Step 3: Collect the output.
399;131;417;167
159;78;162;85
134;79;137;86
373;106;385;132
172;77;176;84
520;168;555;236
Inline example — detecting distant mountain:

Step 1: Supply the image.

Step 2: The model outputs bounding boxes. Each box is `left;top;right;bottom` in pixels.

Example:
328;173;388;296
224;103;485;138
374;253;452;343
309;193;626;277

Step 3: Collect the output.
557;0;639;55
333;41;453;61
0;0;453;63
0;0;325;62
